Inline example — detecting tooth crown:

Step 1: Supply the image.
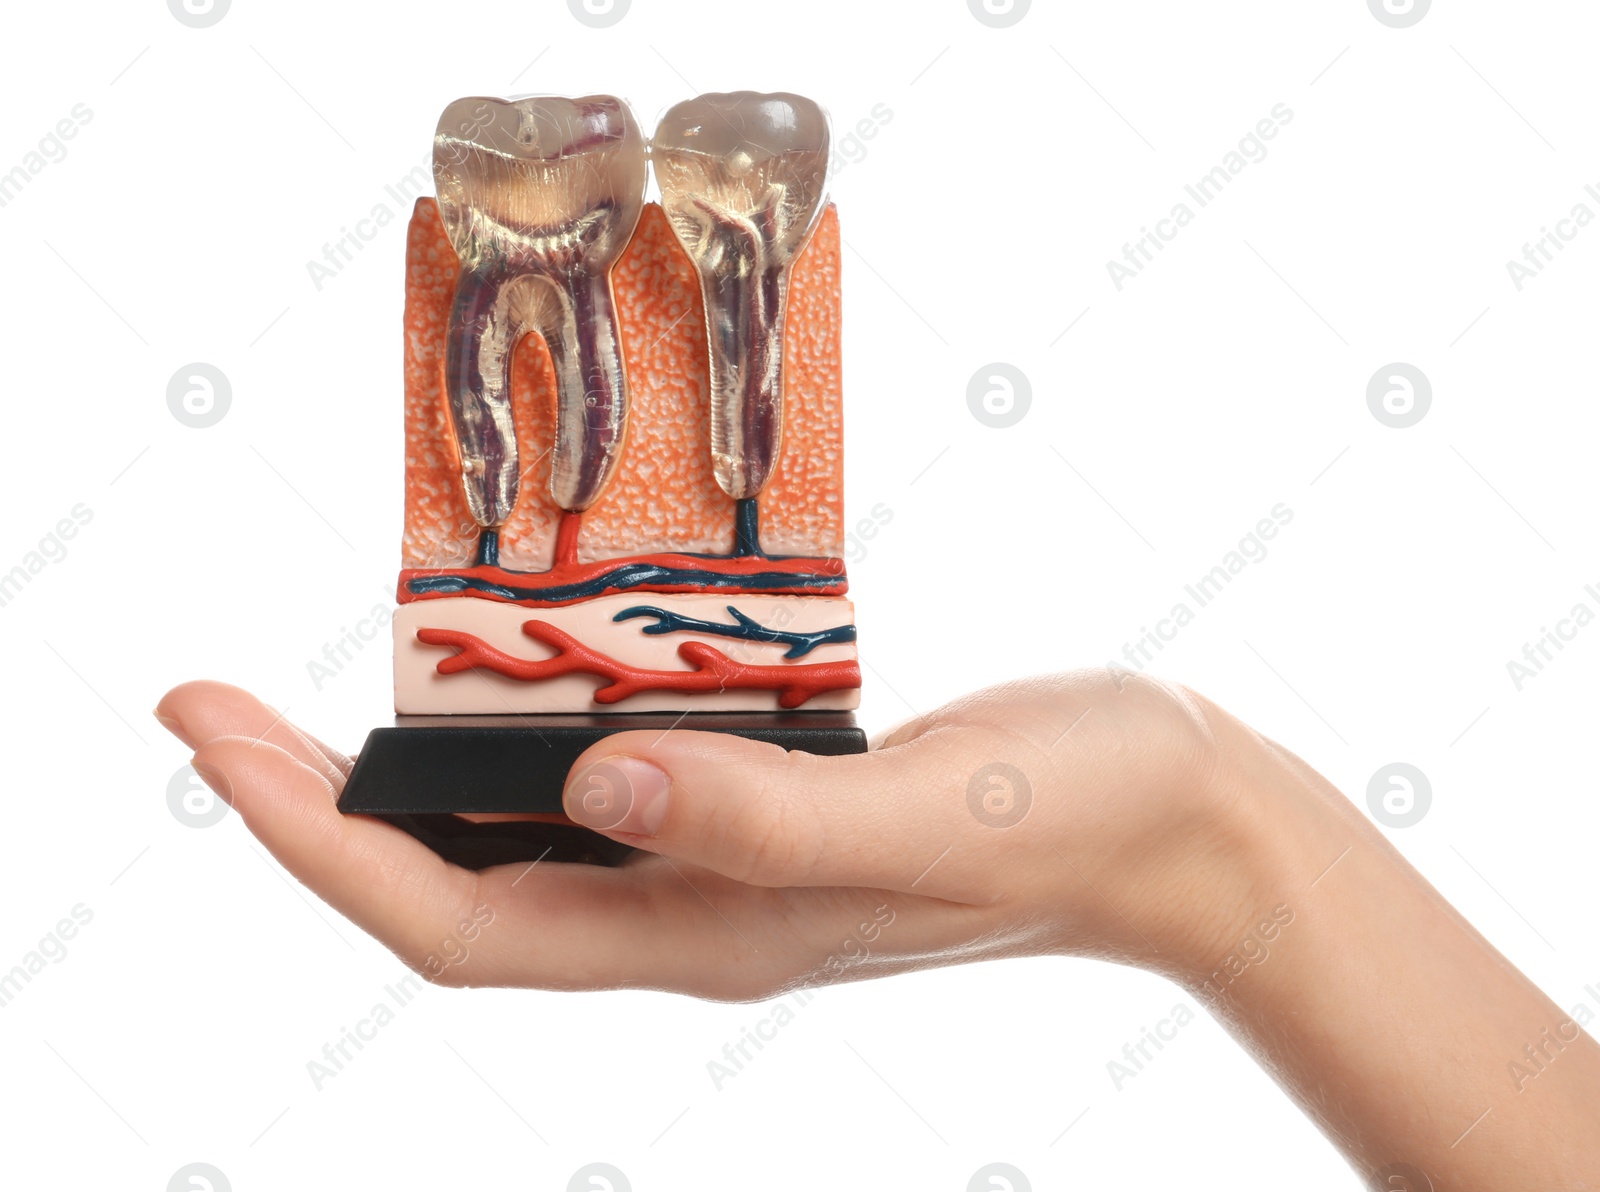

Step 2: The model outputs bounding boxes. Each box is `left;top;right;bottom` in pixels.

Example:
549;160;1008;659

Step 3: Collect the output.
651;92;832;263
434;96;647;275
652;92;832;501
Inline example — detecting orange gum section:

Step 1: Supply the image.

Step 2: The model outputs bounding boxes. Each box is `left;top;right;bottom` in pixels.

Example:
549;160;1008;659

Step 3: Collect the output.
401;198;845;570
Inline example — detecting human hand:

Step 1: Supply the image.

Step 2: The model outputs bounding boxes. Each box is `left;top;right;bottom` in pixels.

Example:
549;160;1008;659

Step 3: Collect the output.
155;675;1600;1186
154;672;1270;998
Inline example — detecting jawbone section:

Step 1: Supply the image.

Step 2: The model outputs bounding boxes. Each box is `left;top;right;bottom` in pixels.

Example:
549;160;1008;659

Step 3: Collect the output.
395;592;859;714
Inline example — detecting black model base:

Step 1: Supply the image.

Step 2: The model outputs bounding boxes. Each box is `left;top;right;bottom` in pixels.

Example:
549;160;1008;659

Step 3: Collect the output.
338;712;867;870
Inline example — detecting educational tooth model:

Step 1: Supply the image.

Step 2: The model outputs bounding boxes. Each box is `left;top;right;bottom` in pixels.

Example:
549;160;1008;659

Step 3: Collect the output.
390;92;861;716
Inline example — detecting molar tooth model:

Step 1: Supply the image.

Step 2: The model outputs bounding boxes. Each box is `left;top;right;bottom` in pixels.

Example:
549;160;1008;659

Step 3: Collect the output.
336;92;866;865
433;95;647;565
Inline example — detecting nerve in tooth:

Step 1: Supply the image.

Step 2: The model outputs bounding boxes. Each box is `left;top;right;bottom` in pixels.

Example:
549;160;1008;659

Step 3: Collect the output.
651;92;832;557
432;94;647;565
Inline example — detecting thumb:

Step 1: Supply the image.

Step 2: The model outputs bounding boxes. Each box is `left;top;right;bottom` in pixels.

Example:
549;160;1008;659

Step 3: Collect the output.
561;728;1004;896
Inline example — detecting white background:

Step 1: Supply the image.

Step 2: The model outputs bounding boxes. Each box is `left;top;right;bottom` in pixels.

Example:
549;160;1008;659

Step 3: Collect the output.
1;0;1596;1188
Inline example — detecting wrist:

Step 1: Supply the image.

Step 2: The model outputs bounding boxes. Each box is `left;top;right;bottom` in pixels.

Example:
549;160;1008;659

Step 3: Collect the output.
1167;738;1599;1183
1157;716;1375;988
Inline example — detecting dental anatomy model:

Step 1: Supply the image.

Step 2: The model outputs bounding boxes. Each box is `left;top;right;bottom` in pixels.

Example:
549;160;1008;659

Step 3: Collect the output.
337;92;864;857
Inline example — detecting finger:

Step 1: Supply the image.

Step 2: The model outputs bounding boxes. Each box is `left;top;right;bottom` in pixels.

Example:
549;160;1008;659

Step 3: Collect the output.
559;727;1018;898
289;724;353;778
157;680;346;789
869;712;938;752
187;733;824;996
185;731;769;992
192;734;490;966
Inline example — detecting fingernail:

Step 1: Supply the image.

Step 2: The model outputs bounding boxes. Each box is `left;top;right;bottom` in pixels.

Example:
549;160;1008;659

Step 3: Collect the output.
153;709;183;736
191;759;234;807
565;757;670;835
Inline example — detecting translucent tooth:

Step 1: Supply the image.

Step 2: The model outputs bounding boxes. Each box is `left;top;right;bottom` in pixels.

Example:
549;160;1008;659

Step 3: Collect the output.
652;92;831;501
433;94;647;525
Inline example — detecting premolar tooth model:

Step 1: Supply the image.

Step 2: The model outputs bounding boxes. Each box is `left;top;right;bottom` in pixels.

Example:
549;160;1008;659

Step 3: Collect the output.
652;92;832;556
433;95;647;566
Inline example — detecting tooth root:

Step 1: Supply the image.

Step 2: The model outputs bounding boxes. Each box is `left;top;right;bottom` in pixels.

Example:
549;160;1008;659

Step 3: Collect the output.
433;95;647;526
541;268;629;514
442;271;523;528
652;92;832;502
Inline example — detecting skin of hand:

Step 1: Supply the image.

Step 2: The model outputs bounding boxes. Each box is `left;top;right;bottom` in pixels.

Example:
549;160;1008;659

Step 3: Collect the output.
155;673;1600;1188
